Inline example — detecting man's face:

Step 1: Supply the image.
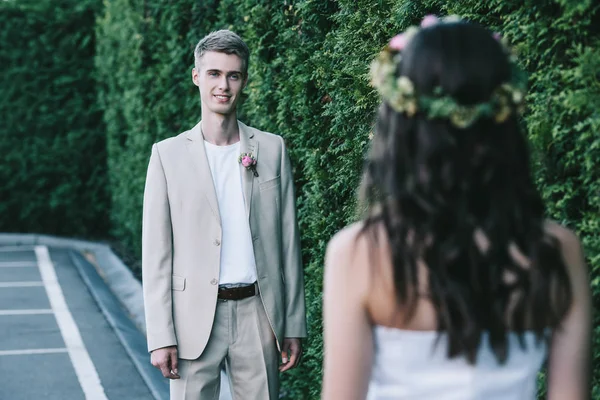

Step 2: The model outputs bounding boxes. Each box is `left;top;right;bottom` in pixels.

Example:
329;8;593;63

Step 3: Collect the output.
192;51;247;116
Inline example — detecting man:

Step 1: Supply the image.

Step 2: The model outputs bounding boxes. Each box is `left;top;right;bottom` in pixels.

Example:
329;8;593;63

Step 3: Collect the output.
142;30;307;399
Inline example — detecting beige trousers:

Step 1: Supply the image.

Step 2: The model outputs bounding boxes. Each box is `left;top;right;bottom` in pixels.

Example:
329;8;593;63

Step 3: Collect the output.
170;295;279;399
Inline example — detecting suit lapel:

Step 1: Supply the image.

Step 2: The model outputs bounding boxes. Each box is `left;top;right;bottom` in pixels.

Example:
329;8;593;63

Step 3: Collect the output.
238;121;258;221
185;121;221;225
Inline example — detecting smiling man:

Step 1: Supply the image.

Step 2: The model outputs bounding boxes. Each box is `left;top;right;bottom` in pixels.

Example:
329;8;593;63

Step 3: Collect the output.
141;30;307;399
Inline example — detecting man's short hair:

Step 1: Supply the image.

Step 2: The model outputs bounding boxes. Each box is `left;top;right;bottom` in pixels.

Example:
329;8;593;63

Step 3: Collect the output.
194;30;250;74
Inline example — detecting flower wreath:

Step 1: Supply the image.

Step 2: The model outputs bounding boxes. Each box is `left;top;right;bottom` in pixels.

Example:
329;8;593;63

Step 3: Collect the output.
370;15;527;128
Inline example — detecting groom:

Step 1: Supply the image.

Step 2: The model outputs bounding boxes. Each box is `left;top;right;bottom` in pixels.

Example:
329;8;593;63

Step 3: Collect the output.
141;30;307;399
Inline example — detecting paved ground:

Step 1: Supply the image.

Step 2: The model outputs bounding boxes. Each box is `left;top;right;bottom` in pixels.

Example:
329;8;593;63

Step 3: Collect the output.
0;238;234;400
0;244;153;400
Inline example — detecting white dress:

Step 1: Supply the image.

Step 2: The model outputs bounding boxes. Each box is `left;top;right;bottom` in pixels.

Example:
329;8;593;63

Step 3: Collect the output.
367;326;547;400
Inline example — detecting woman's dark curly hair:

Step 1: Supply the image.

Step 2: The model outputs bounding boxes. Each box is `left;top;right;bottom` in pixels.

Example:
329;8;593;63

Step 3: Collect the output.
360;21;572;363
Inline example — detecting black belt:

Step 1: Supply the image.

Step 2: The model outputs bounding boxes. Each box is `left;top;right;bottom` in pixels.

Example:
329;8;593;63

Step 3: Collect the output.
217;283;258;300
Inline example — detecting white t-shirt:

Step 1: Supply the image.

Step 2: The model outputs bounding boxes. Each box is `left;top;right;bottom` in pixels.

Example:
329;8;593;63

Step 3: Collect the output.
204;140;258;285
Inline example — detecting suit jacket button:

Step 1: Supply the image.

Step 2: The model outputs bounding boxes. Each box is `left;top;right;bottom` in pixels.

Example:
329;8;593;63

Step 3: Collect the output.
214;239;221;246
210;279;218;285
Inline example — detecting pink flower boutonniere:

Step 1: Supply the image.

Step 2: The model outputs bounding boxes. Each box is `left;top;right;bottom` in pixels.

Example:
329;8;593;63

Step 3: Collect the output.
238;152;259;177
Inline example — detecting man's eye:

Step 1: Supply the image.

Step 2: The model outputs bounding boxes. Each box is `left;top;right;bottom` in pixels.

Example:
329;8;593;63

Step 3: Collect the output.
230;74;240;80
208;72;218;77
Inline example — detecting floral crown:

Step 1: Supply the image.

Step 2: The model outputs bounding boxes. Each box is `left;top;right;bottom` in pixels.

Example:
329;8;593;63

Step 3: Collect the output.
370;15;526;128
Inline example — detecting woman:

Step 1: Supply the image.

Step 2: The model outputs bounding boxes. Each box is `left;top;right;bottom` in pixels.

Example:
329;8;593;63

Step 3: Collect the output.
322;17;591;400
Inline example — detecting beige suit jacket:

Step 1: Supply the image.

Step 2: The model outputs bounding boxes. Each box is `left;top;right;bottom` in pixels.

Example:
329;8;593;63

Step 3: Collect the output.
141;120;307;359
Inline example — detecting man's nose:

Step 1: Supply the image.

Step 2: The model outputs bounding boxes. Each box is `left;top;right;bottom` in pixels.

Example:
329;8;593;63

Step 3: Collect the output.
218;75;229;90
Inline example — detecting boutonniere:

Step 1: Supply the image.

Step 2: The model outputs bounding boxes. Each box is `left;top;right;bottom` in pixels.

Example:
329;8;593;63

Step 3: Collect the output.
238;152;259;177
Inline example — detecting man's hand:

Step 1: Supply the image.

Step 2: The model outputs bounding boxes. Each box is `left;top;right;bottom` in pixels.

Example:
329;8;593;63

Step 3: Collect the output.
151;346;180;379
279;338;302;372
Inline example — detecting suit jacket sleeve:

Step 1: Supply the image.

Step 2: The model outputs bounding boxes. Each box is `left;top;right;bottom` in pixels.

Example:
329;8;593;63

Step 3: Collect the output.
142;144;177;352
279;137;308;338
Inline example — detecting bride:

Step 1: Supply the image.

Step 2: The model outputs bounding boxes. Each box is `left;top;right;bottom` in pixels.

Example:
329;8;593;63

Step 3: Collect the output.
321;16;591;400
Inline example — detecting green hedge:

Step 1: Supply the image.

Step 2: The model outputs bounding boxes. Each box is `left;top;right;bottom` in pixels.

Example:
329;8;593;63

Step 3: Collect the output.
0;0;108;237
96;0;599;398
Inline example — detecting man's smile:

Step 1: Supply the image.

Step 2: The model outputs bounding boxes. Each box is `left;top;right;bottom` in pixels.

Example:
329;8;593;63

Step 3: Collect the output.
214;94;231;102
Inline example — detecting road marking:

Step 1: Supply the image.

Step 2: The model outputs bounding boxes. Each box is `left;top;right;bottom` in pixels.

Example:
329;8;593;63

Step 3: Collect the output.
0;348;68;356
35;246;108;400
0;261;38;268
0;246;35;252
0;309;54;315
0;281;44;287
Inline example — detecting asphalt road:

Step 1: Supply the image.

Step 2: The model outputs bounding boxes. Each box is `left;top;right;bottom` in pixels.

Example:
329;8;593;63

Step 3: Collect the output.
0;245;153;400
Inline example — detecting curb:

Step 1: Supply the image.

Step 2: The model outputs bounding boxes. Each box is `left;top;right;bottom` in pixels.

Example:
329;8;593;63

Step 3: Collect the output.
69;250;169;400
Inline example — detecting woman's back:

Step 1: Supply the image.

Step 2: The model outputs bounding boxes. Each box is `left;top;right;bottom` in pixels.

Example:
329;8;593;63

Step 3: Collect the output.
322;221;589;400
364;221;564;332
362;222;551;399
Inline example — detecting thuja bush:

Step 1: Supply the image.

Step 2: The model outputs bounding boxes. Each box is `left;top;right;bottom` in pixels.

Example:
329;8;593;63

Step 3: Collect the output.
0;0;108;237
96;0;599;397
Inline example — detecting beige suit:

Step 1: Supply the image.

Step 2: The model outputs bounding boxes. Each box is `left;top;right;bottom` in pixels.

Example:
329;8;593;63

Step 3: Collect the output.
141;120;307;364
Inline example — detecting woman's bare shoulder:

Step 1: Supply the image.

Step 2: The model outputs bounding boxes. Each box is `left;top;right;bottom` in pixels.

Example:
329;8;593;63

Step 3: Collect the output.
326;220;386;259
543;220;584;258
544;220;580;245
543;220;586;277
325;221;384;291
328;221;365;247
326;222;365;270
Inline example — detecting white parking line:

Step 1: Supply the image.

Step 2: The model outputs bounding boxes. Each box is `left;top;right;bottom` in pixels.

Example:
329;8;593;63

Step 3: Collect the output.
0;261;38;268
35;246;108;400
0;348;68;356
0;281;44;287
0;309;54;315
0;246;35;252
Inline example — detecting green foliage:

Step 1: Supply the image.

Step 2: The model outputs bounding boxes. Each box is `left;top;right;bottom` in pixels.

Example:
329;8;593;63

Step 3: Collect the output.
0;0;108;237
95;0;223;261
96;0;599;397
